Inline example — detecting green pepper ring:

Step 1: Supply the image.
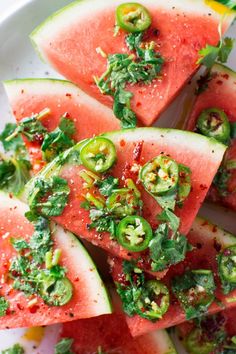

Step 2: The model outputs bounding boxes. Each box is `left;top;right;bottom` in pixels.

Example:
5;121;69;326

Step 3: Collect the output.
40;277;73;306
219;245;236;284
135;280;170;320
106;188;140;218
116;2;152;33
117;215;153;252
80;137;117;173
185;328;216;354
196;107;230;144
140;155;179;196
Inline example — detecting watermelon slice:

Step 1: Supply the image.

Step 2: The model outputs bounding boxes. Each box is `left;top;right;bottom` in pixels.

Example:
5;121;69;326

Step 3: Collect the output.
186;64;236;211
29;0;234;126
110;217;236;337
60;291;177;354
0;191;111;330
4;79;119;173
24;128;226;274
176;308;236;353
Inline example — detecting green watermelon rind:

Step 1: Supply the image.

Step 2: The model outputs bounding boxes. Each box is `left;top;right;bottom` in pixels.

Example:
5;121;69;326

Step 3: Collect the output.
212;63;236;78
29;0;234;64
192;216;236;247
0;191;112;316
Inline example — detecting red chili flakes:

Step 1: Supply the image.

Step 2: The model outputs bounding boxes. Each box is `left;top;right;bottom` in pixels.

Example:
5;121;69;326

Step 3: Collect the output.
213;239;221;252
66;93;72;97
222;74;229;80
29;305;39;314
120;139;126;147
212;225;217;233
74;277;80;282
17;303;24;311
200;184;208;191
133;141;144;162
136;102;142;107
216;80;223;85
63;112;70;118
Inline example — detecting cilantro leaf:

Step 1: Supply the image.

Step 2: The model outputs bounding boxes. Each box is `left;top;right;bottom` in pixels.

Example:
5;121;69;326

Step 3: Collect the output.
0;296;9;317
29;217;52;264
197;37;235;69
1;343;25;354
10;238;29;251
149;224;188;271
0;156;31;196
0;123;26;155
54;338;74;354
41;117;76;162
89;209;116;236
28;176;70;217
95;176;119;196
158;209;180;234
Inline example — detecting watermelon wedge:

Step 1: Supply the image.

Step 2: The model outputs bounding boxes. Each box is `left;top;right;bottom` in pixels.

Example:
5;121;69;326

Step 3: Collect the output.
0;191;111;330
186;64;236;211
4;79;119;173
24;128;226;274
110;217;236;337
60;290;177;354
29;0;234;126
176;307;236;353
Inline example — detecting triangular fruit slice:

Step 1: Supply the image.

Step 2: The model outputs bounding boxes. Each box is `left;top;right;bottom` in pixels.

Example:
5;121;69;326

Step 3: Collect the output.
24;128;226;275
0;191;111;329
30;0;234;126
60;290;177;354
4;79;119;173
110;217;236;337
186;64;236;211
176;308;236;353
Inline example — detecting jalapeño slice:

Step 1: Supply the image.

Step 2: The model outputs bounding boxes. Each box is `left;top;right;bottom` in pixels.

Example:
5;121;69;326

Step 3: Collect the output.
106;188;140;217
140;155;179;196
185;328;215;354
117;215;153;252
80;137;116;173
219;245;236;283
116;3;152;33
39;276;73;306
196;108;230;144
136;280;170;320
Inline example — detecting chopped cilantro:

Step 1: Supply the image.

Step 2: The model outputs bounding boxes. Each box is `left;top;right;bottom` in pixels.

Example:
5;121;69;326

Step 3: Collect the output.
149;223;189;271
0;296;9;317
28;176;70;217
95;32;164;128
88;209;116;236
41;117;76;162
10;238;29;251
54;338;74;354
29;216;52;264
0;123;26;155
1;343;25;354
95;176;119;196
172;269;216;320
197;37;235;69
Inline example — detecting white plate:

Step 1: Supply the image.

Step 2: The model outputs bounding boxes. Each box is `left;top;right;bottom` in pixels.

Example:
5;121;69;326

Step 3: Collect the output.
0;1;235;353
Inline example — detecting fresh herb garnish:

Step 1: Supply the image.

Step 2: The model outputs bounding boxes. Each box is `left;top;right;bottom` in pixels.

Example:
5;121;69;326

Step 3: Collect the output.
116;260;169;320
0;123;26;155
88;209;116;236
28;176;70;217
172;269;216;320
95;176;119;196
1;343;25;354
54;338;74;354
0;296;9;317
41;116;76;162
95;31;164;128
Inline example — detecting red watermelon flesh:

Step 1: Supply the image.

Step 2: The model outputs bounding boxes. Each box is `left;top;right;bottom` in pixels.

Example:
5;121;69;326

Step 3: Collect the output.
30;0;234;126
4;79;120;174
110;217;236;337
25;128;227;275
60;292;176;354
0;192;111;330
186;64;236;211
